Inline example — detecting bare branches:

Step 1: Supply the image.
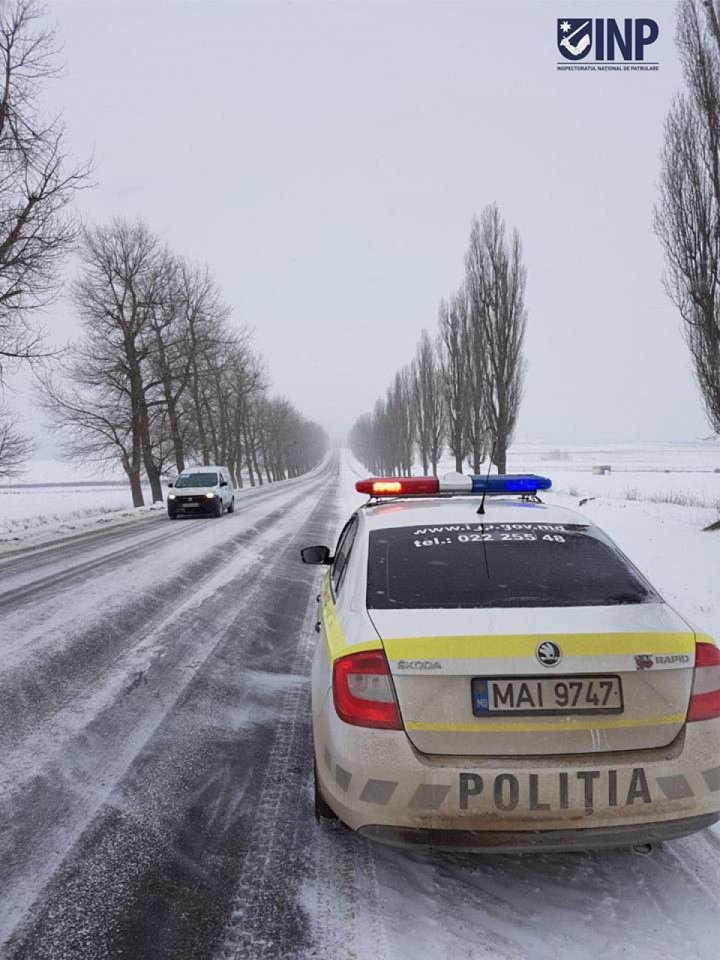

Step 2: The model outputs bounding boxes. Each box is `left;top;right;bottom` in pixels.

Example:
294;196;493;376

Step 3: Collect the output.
465;204;527;473
439;290;471;473
412;329;445;474
0;0;92;382
0;401;33;478
656;0;720;436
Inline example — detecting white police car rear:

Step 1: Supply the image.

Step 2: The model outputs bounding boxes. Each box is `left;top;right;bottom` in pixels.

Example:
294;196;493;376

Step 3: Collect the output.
302;473;720;852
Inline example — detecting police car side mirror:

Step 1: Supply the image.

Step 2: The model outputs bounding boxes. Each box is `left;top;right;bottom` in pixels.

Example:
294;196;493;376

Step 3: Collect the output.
167;481;174;488
301;545;332;565
220;480;228;487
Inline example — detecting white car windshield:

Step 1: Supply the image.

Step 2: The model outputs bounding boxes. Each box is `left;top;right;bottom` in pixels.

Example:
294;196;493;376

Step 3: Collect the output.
175;473;218;488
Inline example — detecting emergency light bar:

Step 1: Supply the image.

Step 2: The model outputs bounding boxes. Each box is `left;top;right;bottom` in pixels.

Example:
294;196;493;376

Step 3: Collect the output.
355;474;552;497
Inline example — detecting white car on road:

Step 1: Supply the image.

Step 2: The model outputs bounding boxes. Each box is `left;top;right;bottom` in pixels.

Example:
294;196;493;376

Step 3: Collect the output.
167;465;235;519
302;472;720;852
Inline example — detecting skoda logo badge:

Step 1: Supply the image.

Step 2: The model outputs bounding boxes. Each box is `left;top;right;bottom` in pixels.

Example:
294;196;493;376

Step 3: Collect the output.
536;640;562;667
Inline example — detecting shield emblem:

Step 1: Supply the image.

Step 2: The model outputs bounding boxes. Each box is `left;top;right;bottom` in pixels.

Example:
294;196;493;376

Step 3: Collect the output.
557;19;593;60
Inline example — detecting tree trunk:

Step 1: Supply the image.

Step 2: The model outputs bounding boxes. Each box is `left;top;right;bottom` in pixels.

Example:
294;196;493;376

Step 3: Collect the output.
154;327;186;473
494;437;507;474
253;447;264;485
122;451;145;508
166;395;185;474
141;424;164;502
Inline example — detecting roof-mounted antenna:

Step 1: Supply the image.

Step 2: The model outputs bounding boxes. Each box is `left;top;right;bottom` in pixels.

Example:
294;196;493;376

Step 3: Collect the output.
477;442;496;516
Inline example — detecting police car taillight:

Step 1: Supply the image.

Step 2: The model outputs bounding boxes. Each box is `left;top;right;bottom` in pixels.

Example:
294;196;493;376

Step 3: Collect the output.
687;642;720;722
354;474;552;496
332;650;402;730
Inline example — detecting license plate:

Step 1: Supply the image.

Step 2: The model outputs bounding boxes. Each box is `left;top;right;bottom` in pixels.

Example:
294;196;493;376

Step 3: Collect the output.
183;503;198;508
472;675;623;716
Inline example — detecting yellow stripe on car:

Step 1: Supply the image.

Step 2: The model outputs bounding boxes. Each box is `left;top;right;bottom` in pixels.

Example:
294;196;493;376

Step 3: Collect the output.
382;632;696;660
405;713;687;733
320;575;379;661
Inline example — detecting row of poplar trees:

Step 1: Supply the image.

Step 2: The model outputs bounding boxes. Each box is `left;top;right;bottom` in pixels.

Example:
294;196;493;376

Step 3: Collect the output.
349;204;527;477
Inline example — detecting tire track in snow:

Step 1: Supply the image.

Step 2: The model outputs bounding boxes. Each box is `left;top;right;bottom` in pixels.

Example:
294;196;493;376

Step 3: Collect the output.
214;553;331;959
0;520;197;610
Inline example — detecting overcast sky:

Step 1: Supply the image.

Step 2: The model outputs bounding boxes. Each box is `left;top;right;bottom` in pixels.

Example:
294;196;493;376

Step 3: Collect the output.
8;0;713;451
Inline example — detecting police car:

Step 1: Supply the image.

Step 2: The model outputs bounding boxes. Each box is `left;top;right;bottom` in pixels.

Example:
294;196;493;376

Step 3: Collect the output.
301;473;720;852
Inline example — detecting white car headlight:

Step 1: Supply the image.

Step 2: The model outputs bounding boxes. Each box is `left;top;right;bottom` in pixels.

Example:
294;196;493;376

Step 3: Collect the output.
168;493;176;499
205;492;215;499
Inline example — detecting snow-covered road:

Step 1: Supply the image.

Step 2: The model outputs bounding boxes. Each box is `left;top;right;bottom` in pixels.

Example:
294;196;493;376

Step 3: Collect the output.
1;452;720;960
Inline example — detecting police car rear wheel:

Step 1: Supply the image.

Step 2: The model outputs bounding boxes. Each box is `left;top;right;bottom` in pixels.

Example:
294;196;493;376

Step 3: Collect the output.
314;760;338;822
228;497;235;514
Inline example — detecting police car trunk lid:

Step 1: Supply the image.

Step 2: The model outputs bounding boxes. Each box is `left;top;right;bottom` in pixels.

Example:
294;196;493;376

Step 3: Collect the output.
369;605;695;756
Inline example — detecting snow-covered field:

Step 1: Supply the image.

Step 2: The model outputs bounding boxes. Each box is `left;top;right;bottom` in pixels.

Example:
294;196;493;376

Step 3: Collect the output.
511;440;720;510
0;484;163;542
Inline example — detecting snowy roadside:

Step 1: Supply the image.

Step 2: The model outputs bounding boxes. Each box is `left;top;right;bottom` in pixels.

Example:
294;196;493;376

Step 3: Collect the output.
0;495;167;555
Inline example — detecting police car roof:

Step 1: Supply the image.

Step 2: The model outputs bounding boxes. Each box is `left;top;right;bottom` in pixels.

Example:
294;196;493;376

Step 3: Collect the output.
360;496;590;531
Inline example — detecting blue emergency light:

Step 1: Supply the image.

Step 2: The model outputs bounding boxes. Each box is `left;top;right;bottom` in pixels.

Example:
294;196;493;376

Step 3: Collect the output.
470;474;552;494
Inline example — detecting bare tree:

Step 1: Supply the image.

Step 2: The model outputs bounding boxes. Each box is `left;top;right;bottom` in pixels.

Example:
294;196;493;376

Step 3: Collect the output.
0;0;90;381
412;329;445;473
439;291;471;473
0;402;33;478
655;0;720;438
464;292;490;474
69;219;166;505
37;358;141;487
348;412;376;471
464;205;527;474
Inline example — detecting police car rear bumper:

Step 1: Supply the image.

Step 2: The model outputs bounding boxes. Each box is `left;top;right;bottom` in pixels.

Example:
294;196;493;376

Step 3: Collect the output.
358;812;720;853
315;701;720;845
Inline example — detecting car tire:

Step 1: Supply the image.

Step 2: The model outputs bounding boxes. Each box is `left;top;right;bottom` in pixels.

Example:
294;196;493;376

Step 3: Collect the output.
314;760;338;822
214;498;223;518
168;511;178;520
228;497;235;514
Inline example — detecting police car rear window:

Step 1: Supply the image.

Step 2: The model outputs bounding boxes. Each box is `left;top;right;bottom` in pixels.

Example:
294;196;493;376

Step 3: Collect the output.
366;523;659;609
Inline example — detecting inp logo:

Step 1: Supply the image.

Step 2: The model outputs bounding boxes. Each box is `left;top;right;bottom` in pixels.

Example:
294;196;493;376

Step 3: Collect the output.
557;19;592;60
556;17;659;66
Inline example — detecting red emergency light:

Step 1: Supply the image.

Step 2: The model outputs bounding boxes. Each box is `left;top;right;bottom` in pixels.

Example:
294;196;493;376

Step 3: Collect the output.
355;476;439;496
